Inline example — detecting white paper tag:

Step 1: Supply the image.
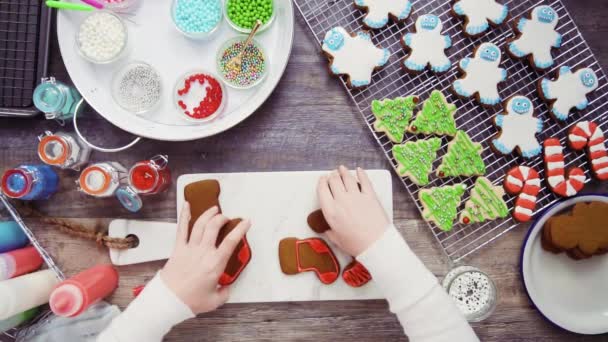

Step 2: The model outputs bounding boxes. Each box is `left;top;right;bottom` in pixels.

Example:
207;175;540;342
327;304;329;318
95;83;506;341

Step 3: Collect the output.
108;220;176;266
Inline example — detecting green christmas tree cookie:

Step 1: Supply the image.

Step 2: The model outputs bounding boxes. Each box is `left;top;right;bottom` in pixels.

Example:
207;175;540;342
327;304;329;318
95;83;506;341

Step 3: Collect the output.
392;138;441;185
408;90;458;136
372;96;419;143
459;177;509;224
419;183;467;232
437;130;486;178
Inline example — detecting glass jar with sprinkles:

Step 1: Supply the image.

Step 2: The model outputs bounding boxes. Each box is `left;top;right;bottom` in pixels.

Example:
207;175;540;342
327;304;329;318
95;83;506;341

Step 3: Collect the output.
78;162;128;198
173;70;227;122
76;11;128;64
101;0;140;12
112;61;162;114
217;37;268;89
225;0;275;33
171;0;223;40
442;265;497;322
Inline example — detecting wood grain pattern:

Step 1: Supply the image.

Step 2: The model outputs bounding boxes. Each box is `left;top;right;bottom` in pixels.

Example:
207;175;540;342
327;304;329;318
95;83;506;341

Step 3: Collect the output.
1;0;608;340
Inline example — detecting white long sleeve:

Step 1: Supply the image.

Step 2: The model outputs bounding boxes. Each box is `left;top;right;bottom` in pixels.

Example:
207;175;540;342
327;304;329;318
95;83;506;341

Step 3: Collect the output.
97;272;194;342
357;225;479;342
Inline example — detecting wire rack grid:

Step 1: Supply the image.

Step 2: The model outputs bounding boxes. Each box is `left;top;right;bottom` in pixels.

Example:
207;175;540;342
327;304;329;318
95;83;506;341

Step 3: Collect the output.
294;0;608;262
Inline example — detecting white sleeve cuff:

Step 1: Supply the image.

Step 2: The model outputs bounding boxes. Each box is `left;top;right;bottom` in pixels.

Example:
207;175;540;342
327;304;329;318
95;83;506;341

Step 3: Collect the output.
357;224;439;313
97;272;194;342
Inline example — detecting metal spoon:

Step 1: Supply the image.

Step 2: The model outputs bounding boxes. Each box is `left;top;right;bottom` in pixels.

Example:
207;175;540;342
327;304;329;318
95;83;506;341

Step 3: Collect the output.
227;20;263;72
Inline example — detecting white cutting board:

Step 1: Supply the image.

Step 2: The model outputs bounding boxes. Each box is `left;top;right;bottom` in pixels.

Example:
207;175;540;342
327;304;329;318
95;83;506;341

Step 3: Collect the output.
176;170;393;303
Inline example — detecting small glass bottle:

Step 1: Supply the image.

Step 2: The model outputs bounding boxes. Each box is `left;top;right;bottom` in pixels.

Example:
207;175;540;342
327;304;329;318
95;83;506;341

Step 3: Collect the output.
37;131;92;171
33;78;82;122
1;165;59;200
442;265;497;322
128;155;171;195
78;162;127;198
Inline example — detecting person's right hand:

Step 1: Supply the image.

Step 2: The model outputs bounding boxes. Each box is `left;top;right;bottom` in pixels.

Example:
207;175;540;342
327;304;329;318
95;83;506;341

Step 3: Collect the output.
317;166;390;256
160;203;251;314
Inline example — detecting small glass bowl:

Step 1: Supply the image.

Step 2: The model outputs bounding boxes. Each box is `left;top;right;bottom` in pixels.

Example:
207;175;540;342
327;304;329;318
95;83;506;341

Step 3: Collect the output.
224;0;276;34
171;0;223;40
216;37;268;90
442;265;497;322
173;70;227;123
101;0;141;12
76;11;128;64
111;61;163;115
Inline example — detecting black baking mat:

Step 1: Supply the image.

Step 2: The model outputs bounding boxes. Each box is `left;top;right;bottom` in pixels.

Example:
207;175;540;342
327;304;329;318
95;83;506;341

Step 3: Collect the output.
0;0;51;116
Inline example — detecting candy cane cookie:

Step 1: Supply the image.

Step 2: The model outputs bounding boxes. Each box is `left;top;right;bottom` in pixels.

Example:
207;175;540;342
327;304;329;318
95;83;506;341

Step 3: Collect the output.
543;138;586;197
568;121;608;181
503;166;541;222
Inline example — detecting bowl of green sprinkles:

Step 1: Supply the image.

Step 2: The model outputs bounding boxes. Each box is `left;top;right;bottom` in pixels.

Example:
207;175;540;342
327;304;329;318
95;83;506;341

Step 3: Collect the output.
217;37;268;89
224;0;275;33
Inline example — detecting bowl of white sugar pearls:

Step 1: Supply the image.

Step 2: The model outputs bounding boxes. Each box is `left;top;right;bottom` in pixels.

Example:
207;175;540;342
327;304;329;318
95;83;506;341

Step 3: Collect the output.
76;11;128;64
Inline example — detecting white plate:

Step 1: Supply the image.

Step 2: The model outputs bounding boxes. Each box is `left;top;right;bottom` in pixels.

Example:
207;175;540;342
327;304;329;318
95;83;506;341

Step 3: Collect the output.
57;0;294;141
521;194;608;335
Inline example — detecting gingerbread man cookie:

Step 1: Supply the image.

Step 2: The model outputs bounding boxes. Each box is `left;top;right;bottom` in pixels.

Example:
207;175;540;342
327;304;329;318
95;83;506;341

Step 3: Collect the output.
402;14;452;74
491;96;543;159
452;0;509;37
507;5;562;70
452;42;507;106
540;66;599;122
355;0;413;29
322;27;390;88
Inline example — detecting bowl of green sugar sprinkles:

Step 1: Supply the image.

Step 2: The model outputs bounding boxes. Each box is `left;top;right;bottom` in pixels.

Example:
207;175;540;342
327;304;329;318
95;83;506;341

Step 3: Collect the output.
171;0;224;40
225;0;275;33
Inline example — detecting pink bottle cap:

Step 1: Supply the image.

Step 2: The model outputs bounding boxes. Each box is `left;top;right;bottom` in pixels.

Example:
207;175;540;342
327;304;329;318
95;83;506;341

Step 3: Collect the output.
49;284;84;318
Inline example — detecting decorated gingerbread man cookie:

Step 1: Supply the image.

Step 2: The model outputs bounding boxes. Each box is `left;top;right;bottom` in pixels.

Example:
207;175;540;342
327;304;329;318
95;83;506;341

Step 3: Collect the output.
507;5;562;70
402;14;452;74
322;27;390;88
355;0;413;29
452;42;507;106
540;66;599;122
452;0;509;37
491;96;543;159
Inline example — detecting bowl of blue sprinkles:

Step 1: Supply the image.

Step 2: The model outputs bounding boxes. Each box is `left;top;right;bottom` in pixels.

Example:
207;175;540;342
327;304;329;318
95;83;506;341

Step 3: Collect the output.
171;0;223;39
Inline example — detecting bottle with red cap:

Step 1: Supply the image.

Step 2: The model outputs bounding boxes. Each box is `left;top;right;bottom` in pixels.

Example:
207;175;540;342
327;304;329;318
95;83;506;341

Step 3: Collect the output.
0;246;43;281
1;165;59;200
49;264;119;318
128;155;171;195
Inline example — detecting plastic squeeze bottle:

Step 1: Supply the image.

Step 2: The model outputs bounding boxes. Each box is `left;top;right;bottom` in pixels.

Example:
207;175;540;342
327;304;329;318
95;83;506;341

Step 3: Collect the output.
49;264;119;317
0;269;59;320
0;246;43;280
0;221;29;253
0;307;38;333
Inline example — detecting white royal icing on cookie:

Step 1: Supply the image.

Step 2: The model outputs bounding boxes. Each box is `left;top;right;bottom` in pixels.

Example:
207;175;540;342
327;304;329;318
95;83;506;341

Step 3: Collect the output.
322;27;390;88
402;14;452;74
355;0;412;29
508;5;562;70
492;96;543;159
453;42;507;106
453;0;508;36
540;66;599;122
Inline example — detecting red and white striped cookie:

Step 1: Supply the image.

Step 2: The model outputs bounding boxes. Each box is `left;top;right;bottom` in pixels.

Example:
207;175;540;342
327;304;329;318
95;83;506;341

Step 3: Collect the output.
568;121;608;181
543;138;586;197
503;166;541;222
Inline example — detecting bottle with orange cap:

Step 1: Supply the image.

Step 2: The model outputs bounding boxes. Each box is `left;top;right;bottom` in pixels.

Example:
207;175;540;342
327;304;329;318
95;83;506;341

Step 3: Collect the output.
37;131;91;171
78;162;128;198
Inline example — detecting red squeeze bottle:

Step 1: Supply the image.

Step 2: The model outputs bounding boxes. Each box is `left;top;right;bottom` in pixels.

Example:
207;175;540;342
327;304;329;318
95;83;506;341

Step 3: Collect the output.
0;246;43;281
49;264;119;318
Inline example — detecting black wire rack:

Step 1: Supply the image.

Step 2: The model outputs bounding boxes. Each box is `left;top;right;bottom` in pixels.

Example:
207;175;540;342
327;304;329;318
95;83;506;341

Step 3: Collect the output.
294;0;608;262
0;0;51;117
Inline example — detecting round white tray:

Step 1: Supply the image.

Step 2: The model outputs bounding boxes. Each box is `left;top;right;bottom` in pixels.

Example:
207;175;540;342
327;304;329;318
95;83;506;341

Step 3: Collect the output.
57;1;294;141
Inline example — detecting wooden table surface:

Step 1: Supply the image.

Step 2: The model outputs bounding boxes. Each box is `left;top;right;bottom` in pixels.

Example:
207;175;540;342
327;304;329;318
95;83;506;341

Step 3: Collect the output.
2;0;608;341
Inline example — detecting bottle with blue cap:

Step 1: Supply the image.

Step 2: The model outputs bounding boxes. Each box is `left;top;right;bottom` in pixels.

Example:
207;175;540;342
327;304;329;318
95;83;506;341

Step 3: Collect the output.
1;165;59;201
33;77;82;122
0;221;30;253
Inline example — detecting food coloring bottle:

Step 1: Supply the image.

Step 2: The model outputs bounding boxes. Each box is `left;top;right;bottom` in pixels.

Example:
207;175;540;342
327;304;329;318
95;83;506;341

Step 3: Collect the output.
0;246;43;280
0;221;30;253
38;131;92;171
33;77;82;122
78;162;127;198
1;165;59;200
0;269;59;320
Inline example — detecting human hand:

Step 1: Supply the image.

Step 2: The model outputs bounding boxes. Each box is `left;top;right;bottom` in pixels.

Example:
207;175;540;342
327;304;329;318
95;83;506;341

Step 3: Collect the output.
160;203;251;314
317;166;390;256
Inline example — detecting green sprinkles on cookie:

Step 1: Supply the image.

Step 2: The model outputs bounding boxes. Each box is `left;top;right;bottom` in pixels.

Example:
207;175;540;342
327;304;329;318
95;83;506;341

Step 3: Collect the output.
392;138;441;186
437;130;486;178
372;96;419;143
408;90;457;136
226;0;274;30
419;183;467;232
459;177;508;224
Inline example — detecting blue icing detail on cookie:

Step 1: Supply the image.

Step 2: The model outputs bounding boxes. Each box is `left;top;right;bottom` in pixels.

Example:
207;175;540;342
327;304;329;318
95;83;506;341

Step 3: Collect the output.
357;31;372;41
444;35;452;48
403;33;413;46
364;17;388;29
494;4;509;24
522;146;542;158
355;0;366;6
351;79;371;87
453;80;472;97
559;66;571;76
541;78;552;98
432;61;452;73
536;119;544;133
323;28;345;51
480;45;500;62
480;96;501;106
495;115;504;127
404;60;425;71
508;42;526;58
453;2;464;15
500;69;508;82
580;70;597;88
492;139;512;154
511;97;532;114
330;65;341;75
552;108;568;121
537;5;556;24
534;58;554;70
467;23;489;36
397;2;412;19
576;99;589;111
459;57;470;70
517;18;528;33
379;49;390;66
421;15;439;30
554;34;563;48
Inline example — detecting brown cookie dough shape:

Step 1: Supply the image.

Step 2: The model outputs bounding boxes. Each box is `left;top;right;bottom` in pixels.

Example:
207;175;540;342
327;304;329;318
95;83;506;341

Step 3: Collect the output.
279;237;340;285
184;179;221;237
216;218;252;286
307;209;331;234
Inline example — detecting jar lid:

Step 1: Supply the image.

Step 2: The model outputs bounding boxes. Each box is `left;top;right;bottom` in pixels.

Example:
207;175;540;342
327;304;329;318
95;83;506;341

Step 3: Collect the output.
33;82;65;114
79;165;111;196
38;135;70;166
1;169;31;198
116;186;143;213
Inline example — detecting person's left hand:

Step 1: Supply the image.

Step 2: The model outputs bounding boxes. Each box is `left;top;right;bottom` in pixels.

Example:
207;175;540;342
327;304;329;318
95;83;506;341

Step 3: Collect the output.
160;203;251;314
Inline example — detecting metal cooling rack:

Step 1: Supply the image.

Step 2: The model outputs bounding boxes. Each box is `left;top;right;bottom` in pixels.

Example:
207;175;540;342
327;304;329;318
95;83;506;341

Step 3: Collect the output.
294;0;608;262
